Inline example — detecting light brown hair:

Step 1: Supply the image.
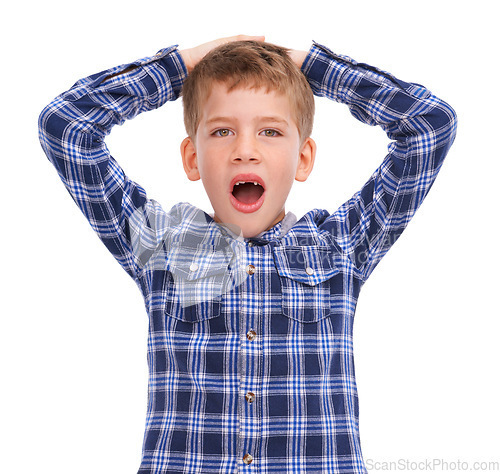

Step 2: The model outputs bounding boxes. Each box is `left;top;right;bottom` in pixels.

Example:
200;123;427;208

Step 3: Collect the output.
182;41;314;142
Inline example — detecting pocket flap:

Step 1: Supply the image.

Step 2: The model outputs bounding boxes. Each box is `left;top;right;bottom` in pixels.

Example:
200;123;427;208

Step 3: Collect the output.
167;244;232;281
273;246;339;286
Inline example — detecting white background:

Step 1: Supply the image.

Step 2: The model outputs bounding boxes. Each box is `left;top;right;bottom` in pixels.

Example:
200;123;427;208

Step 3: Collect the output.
1;0;498;472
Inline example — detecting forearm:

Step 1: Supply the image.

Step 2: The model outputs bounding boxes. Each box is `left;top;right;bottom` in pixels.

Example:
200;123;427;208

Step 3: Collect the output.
302;42;457;152
40;46;186;141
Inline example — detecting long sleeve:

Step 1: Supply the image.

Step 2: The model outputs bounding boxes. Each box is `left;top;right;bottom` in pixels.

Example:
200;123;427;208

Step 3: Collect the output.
38;46;187;281
302;42;457;282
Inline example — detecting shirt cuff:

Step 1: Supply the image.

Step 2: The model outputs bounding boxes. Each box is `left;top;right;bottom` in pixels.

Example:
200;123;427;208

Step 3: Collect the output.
301;41;354;103
102;45;187;98
153;46;188;100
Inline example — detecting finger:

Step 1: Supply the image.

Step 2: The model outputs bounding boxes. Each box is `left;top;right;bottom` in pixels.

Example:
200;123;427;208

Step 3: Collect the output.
289;49;308;69
236;35;265;41
219;35;265;45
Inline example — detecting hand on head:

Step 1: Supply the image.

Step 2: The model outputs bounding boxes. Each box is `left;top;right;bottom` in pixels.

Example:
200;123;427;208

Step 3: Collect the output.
180;35;265;73
180;35;308;73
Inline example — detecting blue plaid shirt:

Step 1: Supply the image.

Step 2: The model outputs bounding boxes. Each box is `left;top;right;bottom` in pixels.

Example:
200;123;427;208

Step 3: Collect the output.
39;42;457;473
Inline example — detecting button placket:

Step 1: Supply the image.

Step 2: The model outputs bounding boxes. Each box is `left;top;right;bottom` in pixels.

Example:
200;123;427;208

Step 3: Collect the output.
239;247;262;468
242;324;258;466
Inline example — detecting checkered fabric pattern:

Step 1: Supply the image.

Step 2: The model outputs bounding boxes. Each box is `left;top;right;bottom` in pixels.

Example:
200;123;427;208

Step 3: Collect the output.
38;42;457;473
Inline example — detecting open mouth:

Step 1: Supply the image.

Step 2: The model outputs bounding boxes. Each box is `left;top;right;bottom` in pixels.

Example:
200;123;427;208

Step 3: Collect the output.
229;174;266;213
232;181;265;204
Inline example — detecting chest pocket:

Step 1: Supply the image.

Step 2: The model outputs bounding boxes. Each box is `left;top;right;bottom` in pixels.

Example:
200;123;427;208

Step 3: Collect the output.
162;244;235;323
273;246;340;323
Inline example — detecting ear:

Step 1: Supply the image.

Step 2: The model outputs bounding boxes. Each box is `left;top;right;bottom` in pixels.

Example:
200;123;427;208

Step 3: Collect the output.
295;137;316;182
180;136;201;181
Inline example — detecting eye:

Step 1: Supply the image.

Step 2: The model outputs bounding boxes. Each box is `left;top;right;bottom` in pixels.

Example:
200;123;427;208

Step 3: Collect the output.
261;129;281;137
213;129;232;137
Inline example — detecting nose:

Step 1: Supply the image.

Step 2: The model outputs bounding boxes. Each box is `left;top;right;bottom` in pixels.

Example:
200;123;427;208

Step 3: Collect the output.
231;132;261;163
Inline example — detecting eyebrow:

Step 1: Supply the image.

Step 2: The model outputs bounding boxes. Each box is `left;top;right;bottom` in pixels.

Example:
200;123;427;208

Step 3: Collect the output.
205;116;289;127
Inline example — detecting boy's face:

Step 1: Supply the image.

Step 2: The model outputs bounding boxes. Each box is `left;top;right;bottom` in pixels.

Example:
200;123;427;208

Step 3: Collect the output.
181;82;316;238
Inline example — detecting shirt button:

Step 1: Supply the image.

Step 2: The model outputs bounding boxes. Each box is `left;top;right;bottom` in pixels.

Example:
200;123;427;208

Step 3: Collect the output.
246;264;256;275
245;392;256;403
246;329;257;341
305;266;315;275
189;262;199;272
243;454;253;465
248;241;254;247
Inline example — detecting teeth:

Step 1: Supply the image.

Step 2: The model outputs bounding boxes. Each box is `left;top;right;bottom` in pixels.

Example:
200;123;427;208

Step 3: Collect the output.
234;181;260;186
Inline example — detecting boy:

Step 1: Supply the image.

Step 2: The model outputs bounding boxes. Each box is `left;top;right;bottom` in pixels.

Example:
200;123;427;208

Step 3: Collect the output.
39;35;457;473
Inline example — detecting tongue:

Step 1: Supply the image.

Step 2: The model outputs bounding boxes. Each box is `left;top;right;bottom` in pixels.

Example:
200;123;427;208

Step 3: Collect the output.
233;183;264;204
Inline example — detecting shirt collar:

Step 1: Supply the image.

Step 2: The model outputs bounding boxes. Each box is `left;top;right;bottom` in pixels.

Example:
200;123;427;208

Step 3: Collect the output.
249;212;298;243
176;203;332;249
201;208;298;244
